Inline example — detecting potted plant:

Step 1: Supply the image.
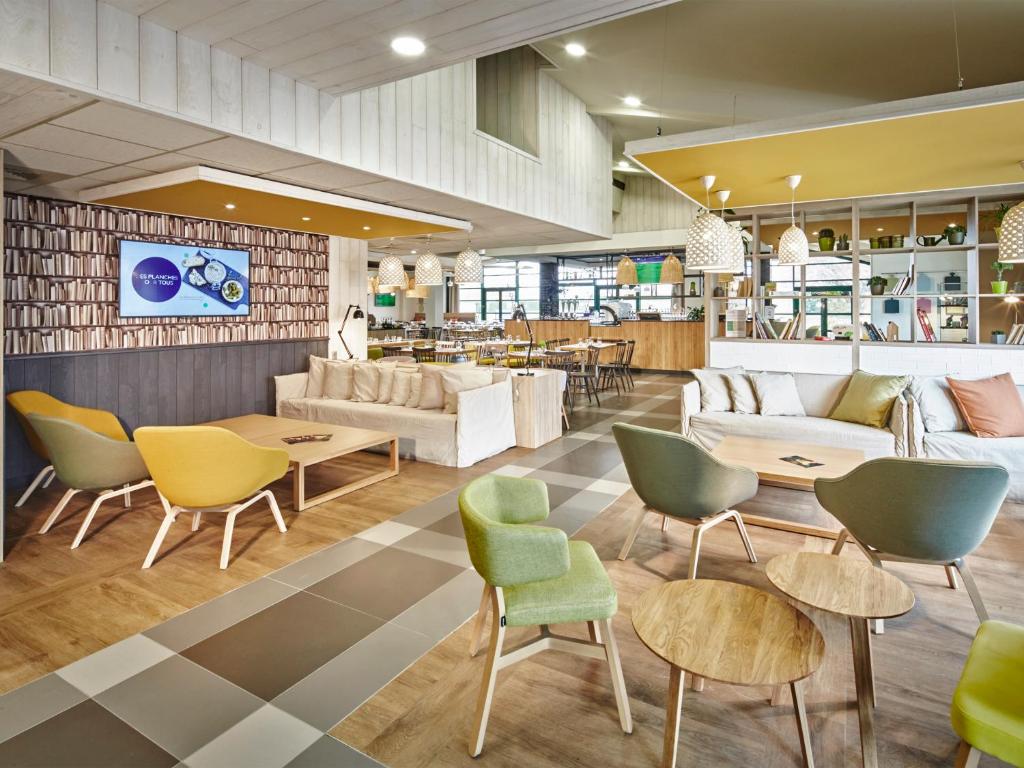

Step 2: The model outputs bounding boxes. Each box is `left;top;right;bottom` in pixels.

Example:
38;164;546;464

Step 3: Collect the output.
944;224;966;245
868;275;888;296
837;233;849;250
993;203;1013;241
992;330;1007;344
818;227;835;252
992;261;1010;294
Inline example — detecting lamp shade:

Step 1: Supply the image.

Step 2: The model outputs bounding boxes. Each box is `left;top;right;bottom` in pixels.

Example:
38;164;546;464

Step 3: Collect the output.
367;275;379;294
615;256;638;285
685;211;732;271
405;279;430;299
377;254;409;288
454;246;482;284
659;253;684;284
414;251;443;285
999;201;1024;263
778;224;810;266
723;225;746;274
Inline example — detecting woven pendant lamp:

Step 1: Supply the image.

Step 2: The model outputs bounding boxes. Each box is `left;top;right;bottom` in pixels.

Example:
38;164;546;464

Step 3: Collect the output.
686;175;732;271
999;200;1024;263
376;239;409;289
778;175;809;266
659;253;684;284
454;241;482;284
615;254;638;285
414;236;443;284
405;279;430;299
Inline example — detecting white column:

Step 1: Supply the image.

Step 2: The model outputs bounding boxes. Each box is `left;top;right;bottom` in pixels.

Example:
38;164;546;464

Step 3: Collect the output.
328;236;368;360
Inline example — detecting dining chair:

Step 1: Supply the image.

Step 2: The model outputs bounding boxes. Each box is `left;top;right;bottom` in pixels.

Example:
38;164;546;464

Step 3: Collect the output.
27;414;153;548
382;346;412;357
7;390;132;508
134;426;290;569
459;474;632;757
568;345;602;405
621;340;636;389
598;341;628;395
815;457;1009;630
612;423;759;574
412;347;437;363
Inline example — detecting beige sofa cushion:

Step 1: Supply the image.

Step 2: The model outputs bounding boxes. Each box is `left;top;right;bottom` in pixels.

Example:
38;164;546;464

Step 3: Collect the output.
390;369;414;406
322;361;353;400
352;363;380;402
305;355;327;398
692;366;743;412
725;373;758;414
750;372;806;417
406;373;423;408
376;364;397;403
909;375;965;432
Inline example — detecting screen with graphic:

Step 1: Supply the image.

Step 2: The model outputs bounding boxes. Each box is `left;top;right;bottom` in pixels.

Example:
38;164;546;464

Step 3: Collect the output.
119;240;251;318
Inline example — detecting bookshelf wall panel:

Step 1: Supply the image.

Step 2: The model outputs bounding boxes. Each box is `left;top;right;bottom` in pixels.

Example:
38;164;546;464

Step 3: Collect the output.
4;193;329;356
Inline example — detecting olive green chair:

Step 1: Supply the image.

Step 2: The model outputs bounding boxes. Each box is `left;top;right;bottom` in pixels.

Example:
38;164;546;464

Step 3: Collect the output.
27;414;153;549
950;620;1024;767
612;423;759;576
816;458;1009;632
459;474;632;757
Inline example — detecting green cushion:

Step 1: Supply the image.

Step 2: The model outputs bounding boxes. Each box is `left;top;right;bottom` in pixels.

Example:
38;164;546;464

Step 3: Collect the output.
367;347;384;360
951;620;1024;766
504;541;617;627
830;370;908;428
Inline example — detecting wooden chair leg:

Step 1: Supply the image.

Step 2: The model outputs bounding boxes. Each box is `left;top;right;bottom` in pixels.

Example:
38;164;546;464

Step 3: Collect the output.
72;479;153;550
663;665;684;768
143;501;178;569
791;681;815;767
588;620;603;644
687;522;707;580
954;741;981;768
945;564;960;590
220;507;242;569
953;558;989;623
661;514;670;532
38;488;80;534
831;528;849;555
601;618;632;734
618;508;648;561
469;589;506;757
17;465;54;507
266;490;287;533
191;511;202;531
469;585;492;657
728;510;757;564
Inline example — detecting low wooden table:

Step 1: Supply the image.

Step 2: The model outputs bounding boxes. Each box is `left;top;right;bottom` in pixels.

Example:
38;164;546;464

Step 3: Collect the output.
206;414;398;511
632;579;825;768
712;435;866;539
766;552;915;768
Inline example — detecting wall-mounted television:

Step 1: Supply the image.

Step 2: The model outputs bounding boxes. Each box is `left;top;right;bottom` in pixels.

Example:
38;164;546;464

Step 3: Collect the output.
374;293;396;307
119;240;251;318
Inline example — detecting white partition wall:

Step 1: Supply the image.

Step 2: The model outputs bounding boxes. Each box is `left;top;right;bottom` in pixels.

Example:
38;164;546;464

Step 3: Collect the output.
329;236;369;361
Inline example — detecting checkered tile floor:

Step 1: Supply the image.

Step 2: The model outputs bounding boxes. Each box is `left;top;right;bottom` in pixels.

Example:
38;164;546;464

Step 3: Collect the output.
0;375;683;767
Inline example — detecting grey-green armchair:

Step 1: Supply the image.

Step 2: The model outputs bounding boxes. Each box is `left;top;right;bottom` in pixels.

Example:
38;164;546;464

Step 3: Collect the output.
816;457;1009;627
28;414;154;549
612;423;759;576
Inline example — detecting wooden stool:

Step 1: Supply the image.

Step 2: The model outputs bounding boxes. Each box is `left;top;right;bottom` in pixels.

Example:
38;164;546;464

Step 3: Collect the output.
632;579;825;767
766;552;915;768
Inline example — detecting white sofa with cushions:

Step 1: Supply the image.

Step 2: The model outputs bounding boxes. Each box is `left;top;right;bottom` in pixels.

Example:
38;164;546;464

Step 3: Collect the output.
682;368;909;459
275;356;516;468
908;375;1024;501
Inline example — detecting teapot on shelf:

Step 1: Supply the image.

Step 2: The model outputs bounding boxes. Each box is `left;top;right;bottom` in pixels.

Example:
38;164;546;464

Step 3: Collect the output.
916;235;946;248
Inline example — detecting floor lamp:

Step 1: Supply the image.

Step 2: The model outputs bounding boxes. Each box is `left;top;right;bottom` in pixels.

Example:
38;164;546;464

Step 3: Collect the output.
338;304;365;359
511;304;535;376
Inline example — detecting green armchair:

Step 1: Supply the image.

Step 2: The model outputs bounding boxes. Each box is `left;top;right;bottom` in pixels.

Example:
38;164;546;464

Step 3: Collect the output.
612;423;759;577
459;474;632;757
27;414;153;549
816;458;1009;629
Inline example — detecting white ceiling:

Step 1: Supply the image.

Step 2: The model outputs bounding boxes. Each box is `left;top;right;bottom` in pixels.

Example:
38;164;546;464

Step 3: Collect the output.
0;76;597;253
534;0;1024;159
101;0;673;95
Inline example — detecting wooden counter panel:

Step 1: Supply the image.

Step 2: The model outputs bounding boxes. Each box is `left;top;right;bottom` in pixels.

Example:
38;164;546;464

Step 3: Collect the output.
504;320;589;344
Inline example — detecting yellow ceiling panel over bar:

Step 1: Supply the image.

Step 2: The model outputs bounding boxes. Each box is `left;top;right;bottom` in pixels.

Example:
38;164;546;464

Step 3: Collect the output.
627;86;1024;209
80;166;470;239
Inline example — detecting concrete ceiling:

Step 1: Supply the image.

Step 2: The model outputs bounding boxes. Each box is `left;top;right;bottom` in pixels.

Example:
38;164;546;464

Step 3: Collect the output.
0;74;596;253
534;0;1024;160
101;0;674;95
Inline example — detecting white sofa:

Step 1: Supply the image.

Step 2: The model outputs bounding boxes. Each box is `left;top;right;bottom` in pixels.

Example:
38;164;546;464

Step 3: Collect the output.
682;370;909;459
908;375;1024;501
275;364;517;468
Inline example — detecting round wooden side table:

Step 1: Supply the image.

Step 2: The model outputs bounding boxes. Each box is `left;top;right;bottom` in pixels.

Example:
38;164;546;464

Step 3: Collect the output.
766;552;915;768
632;579;825;768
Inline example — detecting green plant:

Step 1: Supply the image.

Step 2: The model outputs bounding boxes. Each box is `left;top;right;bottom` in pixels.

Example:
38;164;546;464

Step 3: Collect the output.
686;305;705;322
993;261;1010;281
996;203;1014;225
819;228;834;237
868;275;888;286
944;224;966;235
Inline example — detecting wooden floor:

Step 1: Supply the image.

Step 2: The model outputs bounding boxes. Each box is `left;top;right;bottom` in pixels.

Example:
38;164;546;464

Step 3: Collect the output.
0;446;533;694
333;486;1024;768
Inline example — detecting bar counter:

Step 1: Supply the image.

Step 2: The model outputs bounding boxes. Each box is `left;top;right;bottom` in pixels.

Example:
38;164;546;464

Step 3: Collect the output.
503;319;705;372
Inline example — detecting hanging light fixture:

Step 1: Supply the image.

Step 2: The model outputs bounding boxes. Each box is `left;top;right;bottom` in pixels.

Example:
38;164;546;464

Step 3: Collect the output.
659;251;684;284
405;279;430;299
778;175;809;266
615;252;638;285
685;175;732;271
414;235;443;285
376;239;409;289
367;274;379;294
713;189;746;274
998;165;1024;263
454;239;482;284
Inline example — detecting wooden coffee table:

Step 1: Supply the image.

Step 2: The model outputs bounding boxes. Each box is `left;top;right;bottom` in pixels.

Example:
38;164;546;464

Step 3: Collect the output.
206;414;398;511
766;552;915;768
632;579;825;767
712;435;865;539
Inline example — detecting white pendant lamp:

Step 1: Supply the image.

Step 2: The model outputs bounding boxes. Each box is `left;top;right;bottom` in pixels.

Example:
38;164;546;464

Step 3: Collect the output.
712;189;745;274
615;254;638;285
686;175;732;271
454;240;483;284
376;239;409;288
999;196;1024;263
414;235;443;284
778;175;810;266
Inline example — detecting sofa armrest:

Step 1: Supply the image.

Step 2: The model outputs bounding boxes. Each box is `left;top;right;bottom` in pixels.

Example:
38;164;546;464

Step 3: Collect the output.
456;378;516;466
274;373;309;415
905;392;926;457
681;380;701;436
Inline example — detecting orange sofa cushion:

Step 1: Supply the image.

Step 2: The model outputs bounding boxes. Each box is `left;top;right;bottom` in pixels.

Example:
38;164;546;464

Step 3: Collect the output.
946;373;1024;438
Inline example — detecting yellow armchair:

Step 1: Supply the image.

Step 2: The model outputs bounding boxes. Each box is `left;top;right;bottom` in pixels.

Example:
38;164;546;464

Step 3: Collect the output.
134;426;290;569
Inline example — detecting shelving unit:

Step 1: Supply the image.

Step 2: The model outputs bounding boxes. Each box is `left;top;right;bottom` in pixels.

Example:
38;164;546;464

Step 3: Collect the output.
4;194;330;356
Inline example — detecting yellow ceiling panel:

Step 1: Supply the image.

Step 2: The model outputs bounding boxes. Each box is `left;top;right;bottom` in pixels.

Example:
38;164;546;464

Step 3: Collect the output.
633;100;1024;209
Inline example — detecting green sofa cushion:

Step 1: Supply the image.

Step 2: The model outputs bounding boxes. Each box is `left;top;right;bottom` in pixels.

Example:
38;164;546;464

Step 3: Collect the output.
830;370;907;429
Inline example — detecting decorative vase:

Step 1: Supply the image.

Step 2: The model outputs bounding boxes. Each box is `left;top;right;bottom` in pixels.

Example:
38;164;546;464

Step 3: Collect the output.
891;235;904;247
870;283;885;296
992;331;1007;344
818;236;834;252
869;237;881;249
992;280;1009;294
947;231;966;245
688;281;697;297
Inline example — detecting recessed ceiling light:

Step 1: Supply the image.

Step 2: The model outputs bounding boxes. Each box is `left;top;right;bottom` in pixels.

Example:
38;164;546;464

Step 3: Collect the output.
362;225;372;231
411;250;417;254
301;216;311;222
948;221;957;227
391;36;425;56
812;231;819;236
876;227;884;232
623;95;641;108
617;160;631;170
565;42;586;57
224;203;236;210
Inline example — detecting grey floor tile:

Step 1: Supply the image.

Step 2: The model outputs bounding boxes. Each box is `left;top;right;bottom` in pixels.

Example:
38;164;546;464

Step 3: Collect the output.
522;468;594;490
541;439;626;478
56;634;174;698
388;488;461;528
181;591;383;701
182;704;321;768
0;674;87;744
146;578;298;652
268;538;385;591
96;655;263;761
548;490;622;534
0;699;177;768
271;623;434;731
390;528;473;569
306;547;464;622
601;463;631;483
283;736;383;768
424;510;465;538
390;568;485;643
